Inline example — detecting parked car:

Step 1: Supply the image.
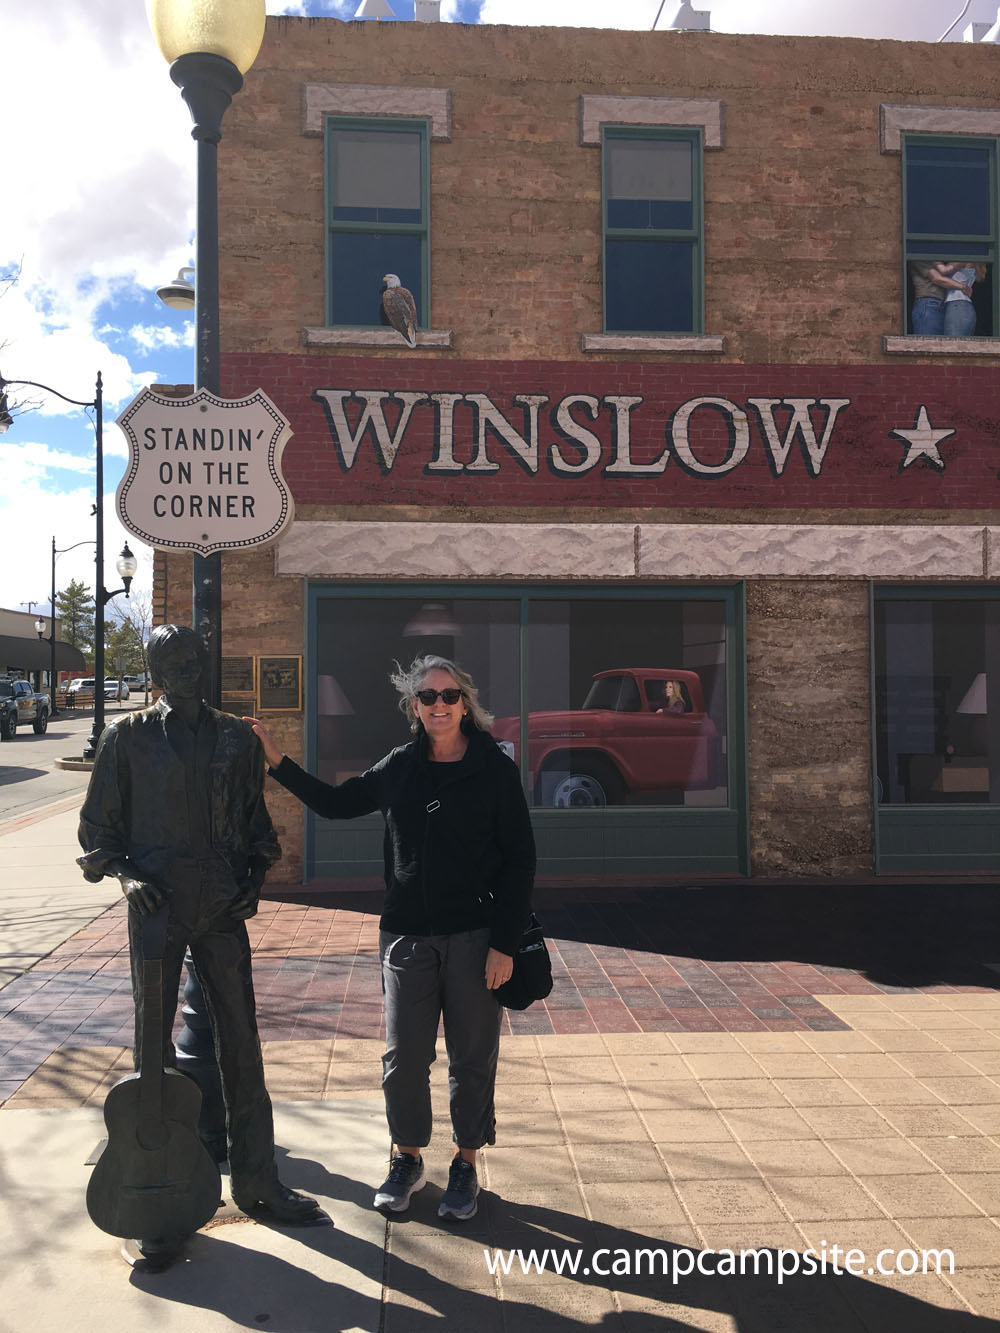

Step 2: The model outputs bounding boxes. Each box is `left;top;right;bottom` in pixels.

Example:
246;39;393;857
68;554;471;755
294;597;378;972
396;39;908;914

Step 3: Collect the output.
66;677;130;701
0;678;51;739
123;674;150;693
492;668;721;808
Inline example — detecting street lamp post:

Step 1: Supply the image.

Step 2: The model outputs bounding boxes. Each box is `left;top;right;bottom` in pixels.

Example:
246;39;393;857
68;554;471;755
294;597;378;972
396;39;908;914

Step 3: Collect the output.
148;0;266;709
0;372;137;757
40;536;102;717
148;0;266;1156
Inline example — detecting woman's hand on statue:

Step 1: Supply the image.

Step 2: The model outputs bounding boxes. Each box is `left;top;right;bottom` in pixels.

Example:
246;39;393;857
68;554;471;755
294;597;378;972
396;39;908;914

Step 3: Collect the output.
244;718;284;769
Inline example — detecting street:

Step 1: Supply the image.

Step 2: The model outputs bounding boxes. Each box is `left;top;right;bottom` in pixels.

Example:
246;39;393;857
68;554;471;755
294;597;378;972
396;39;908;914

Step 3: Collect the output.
0;699;143;823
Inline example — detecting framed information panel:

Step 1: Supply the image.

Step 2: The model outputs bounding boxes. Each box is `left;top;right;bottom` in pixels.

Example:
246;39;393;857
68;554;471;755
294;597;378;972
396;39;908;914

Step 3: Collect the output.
221;656;256;694
257;655;302;712
220;655;257;719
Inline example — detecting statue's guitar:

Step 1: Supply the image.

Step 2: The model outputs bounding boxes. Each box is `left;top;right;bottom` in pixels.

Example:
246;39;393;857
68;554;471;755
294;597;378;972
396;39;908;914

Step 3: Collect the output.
86;908;221;1242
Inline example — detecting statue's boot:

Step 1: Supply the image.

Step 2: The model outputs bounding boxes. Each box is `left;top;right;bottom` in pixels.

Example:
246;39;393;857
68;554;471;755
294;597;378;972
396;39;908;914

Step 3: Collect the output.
232;1179;331;1226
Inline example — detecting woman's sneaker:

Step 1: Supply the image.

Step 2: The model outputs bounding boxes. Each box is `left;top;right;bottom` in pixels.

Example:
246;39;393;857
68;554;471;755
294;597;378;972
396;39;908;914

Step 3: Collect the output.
437;1157;480;1220
373;1152;425;1212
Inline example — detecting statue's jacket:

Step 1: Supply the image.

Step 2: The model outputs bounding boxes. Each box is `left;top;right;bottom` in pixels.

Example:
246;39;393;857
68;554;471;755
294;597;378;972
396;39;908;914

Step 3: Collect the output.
78;699;281;889
270;727;534;957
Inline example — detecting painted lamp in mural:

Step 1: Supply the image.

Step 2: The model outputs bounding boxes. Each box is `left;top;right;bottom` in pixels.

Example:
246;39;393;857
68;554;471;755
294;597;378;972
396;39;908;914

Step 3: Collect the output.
492;668;721;808
381;273;418;347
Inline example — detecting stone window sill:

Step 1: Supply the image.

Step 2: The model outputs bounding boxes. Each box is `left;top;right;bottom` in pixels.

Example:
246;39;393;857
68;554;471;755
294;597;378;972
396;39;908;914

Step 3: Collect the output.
883;334;1000;356
302;327;453;350
582;333;725;353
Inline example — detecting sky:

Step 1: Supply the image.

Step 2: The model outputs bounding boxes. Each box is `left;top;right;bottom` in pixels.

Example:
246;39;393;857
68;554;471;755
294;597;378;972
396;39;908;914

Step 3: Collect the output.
1;0;997;621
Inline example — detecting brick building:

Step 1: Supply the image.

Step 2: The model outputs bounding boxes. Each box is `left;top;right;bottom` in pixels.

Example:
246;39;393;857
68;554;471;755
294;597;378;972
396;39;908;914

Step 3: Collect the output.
154;17;1000;884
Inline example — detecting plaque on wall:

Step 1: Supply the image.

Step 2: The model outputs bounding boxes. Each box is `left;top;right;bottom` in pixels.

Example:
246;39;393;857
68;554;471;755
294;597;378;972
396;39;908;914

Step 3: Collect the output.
221;695;256;719
257;655;302;712
221;656;256;694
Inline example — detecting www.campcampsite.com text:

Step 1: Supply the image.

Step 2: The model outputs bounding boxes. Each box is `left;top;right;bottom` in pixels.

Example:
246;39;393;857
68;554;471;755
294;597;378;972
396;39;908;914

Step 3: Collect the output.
483;1245;955;1285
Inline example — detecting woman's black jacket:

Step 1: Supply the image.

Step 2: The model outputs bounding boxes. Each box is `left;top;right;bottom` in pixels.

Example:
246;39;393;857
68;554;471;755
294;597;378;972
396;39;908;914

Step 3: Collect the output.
269;727;535;956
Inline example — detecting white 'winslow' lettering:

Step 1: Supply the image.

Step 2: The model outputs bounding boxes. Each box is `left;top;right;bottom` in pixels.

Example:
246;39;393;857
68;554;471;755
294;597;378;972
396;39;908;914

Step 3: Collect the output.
311;389;855;480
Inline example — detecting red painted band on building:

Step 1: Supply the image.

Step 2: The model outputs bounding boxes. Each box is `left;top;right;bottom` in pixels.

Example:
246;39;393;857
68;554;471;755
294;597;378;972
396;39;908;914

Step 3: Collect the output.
221;355;1000;509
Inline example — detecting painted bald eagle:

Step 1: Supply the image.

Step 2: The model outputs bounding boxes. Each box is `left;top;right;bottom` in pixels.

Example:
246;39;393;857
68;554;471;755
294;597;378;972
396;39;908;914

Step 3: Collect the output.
381;274;418;348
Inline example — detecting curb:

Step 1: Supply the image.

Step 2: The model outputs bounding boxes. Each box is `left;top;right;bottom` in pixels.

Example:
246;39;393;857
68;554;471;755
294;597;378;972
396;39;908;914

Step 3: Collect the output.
0;792;85;838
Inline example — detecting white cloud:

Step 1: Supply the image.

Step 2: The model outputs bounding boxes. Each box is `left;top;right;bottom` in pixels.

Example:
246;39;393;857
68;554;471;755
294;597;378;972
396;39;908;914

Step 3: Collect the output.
0;441;98;478
0;475;153;615
126;323;197;354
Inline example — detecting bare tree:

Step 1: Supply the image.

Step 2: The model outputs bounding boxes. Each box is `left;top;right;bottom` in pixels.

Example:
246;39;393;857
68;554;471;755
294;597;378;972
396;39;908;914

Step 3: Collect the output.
108;591;153;703
0;262;43;423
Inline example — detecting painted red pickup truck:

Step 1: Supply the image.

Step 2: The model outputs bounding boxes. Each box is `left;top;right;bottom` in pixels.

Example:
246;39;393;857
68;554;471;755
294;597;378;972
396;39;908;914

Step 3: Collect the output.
492;668;721;808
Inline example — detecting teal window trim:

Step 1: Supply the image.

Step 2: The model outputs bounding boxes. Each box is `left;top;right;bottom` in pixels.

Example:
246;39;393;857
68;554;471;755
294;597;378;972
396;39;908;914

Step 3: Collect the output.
305;581;745;815
323;115;430;328
901;133;998;334
868;580;880;869
601;125;705;335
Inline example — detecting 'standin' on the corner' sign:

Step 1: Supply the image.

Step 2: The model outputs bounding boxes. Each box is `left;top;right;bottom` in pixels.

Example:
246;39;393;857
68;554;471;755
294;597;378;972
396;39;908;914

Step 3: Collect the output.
115;387;294;556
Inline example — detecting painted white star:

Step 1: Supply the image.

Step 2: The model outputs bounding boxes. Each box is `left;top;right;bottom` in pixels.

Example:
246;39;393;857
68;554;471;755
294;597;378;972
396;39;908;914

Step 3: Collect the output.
890;405;956;471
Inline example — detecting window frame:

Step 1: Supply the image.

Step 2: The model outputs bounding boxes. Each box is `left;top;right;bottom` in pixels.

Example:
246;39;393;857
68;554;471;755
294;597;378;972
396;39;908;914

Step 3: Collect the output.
601;124;705;336
871;583;1000;872
901;132;998;338
324;114;430;329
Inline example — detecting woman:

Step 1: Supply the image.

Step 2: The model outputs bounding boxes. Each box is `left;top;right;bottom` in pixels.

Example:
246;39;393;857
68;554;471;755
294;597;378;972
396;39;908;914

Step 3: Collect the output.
662;679;686;714
248;655;535;1222
940;262;986;338
655;679;686;715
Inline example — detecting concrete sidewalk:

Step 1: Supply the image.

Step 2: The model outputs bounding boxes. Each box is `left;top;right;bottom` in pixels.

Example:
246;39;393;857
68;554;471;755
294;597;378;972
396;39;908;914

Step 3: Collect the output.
2;800;1000;1330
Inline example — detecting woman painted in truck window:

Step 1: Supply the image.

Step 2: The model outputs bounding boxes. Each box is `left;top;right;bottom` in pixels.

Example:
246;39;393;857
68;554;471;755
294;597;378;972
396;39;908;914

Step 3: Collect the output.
247;654;535;1224
656;679;688;714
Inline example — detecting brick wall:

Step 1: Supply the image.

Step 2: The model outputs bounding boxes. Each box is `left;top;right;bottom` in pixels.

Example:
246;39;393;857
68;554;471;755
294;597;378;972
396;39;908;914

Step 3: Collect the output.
221;20;1000;367
747;580;872;877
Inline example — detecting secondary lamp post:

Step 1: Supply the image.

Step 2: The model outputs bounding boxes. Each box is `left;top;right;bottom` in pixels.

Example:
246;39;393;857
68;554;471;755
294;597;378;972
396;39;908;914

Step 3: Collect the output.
43;537;98;716
148;0;266;708
0;372;136;756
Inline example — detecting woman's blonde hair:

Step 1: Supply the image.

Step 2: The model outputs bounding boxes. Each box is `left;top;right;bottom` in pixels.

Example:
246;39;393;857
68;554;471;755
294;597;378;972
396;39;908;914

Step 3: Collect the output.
389;654;495;735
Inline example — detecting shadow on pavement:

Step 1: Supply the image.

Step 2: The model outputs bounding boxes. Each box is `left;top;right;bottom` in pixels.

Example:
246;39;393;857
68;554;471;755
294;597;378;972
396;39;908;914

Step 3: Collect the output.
123;1179;1000;1331
269;882;1000;992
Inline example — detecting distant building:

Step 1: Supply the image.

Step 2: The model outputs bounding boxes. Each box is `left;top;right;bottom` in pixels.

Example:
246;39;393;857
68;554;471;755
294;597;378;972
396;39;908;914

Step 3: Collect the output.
0;607;84;684
155;18;1000;882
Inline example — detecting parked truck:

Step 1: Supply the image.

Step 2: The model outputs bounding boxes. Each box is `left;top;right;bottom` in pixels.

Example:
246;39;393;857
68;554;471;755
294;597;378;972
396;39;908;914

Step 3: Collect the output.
492;668;721;807
0;678;51;740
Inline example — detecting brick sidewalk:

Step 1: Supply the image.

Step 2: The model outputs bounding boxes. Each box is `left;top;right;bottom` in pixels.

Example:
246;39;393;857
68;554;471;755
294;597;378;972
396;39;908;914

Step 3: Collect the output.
3;886;997;1106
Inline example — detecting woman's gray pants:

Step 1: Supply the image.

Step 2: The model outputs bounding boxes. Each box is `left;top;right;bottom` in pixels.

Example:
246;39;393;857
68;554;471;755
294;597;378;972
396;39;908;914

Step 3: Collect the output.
379;928;502;1150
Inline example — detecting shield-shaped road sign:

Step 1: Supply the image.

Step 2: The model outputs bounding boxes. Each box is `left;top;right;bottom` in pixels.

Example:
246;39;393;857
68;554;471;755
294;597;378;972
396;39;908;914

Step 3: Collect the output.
115;387;294;556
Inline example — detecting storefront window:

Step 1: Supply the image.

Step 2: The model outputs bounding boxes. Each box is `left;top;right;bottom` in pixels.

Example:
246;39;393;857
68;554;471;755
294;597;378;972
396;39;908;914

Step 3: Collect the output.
314;592;730;808
874;595;1000;804
516;598;728;807
314;596;519;786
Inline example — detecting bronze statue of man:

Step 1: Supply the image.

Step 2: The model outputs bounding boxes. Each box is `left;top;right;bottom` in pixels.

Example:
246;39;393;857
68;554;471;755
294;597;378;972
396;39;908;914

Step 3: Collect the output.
78;625;326;1246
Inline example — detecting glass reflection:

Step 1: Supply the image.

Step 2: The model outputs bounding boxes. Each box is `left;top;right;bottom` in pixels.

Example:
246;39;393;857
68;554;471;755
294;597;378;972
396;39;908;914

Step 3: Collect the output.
314;595;730;809
875;598;1000;804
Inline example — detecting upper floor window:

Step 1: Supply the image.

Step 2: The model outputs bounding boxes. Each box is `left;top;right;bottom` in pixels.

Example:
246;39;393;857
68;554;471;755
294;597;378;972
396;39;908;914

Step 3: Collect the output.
903;135;995;337
602;127;703;335
325;118;429;328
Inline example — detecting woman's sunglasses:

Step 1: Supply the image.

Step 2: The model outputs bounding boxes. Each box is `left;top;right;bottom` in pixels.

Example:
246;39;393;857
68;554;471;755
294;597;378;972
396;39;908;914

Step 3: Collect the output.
415;688;464;706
